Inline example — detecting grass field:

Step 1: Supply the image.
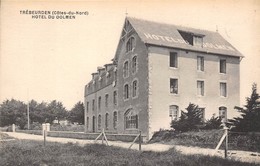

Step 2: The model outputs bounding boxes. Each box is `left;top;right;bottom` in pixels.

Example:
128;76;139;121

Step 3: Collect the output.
0;133;14;140
150;129;260;152
0;138;257;166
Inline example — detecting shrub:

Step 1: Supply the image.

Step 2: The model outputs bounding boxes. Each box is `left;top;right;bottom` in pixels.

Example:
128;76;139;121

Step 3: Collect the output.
171;103;203;132
203;115;222;130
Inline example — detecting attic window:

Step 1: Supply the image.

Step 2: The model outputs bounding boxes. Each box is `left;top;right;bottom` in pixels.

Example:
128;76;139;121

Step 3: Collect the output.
178;30;204;47
126;37;135;53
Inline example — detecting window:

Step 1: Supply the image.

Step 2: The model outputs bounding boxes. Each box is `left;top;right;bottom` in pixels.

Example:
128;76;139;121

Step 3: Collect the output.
220;59;226;73
170;78;178;94
86;117;89;130
98;115;101;130
132;80;137;97
123;61;129;78
178;30;203;47
125;108;138;129
197;56;204;71
124;84;129;100
105;113;109;130
193;36;203;47
105;94;109;108
92;99;95;111
126;37;135;53
98;96;101;110
113;111;118;129
197;81;204;96
113;91;117;106
86;102;89;113
220;82;227;97
132;56;137;74
169;105;179;121
219;106;227;122
170;52;178;68
198;108;205;122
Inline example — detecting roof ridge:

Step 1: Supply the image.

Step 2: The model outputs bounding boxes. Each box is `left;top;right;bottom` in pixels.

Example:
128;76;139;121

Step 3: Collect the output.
127;17;216;34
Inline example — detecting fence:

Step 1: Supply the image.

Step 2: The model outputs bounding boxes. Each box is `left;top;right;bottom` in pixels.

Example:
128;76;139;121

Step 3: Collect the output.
215;124;260;158
94;129;142;151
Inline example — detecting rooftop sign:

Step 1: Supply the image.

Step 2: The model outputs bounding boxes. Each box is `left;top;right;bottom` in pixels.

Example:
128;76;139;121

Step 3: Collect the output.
143;33;235;51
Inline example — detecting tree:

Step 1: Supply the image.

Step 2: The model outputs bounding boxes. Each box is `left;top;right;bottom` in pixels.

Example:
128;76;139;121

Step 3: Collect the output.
0;99;27;128
29;100;48;124
171;103;203;132
68;101;85;124
230;83;260;132
46;100;68;124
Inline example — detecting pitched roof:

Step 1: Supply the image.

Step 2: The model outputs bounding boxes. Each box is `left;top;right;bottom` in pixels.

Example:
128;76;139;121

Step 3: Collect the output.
127;17;243;57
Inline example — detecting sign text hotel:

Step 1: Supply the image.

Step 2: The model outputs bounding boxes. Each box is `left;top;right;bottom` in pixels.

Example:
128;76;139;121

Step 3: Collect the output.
143;33;235;51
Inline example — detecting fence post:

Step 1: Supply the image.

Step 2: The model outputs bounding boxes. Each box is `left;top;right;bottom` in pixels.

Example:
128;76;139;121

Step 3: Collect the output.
44;130;46;146
139;130;142;151
46;123;50;132
225;128;228;158
12;124;15;132
102;129;104;144
42;123;46;135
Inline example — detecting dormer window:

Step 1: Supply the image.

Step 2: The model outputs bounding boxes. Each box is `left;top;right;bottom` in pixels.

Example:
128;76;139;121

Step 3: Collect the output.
178;30;204;47
193;36;203;47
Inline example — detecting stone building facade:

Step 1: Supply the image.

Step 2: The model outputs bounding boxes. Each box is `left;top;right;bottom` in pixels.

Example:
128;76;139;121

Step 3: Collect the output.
84;17;243;140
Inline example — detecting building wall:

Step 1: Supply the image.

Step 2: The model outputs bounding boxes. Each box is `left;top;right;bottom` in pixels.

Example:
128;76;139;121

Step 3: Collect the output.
85;30;150;139
84;66;118;133
148;45;240;136
116;31;149;137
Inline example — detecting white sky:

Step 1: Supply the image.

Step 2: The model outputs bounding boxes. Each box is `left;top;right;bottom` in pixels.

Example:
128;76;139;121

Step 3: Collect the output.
1;0;260;110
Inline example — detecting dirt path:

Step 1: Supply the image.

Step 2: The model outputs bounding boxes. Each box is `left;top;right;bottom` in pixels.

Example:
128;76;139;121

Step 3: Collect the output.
3;132;260;164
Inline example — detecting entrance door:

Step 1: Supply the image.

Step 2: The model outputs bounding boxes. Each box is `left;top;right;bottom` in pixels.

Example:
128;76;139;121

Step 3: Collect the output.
92;116;96;132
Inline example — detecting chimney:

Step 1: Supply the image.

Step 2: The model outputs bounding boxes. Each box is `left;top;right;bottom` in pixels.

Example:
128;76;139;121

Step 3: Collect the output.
97;66;105;76
104;63;115;72
91;72;99;80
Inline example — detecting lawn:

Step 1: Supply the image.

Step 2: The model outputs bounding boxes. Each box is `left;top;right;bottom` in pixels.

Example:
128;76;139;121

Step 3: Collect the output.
0;139;257;166
0;133;14;140
149;129;260;152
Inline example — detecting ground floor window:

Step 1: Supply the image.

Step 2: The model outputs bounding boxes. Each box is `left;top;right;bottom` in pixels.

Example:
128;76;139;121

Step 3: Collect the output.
219;106;227;122
86;117;89;130
169;105;179;121
113;111;118;129
198;108;205;122
125;108;138;129
98;115;101;130
105;113;109;130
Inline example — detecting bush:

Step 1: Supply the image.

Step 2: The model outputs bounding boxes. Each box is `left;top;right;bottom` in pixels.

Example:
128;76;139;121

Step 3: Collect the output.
171;103;203;132
30;122;42;130
203;115;222;130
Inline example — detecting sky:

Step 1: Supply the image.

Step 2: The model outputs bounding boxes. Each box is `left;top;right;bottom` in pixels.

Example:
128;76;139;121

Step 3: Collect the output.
1;0;260;110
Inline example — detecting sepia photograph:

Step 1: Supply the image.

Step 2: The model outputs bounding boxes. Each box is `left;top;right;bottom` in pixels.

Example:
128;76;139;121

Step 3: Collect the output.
1;0;260;165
